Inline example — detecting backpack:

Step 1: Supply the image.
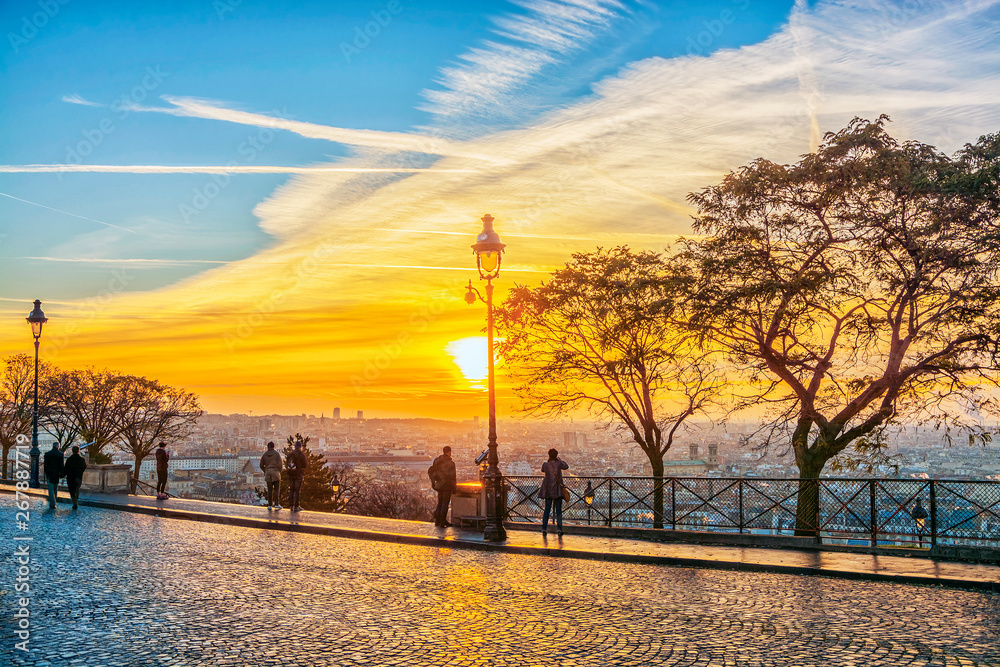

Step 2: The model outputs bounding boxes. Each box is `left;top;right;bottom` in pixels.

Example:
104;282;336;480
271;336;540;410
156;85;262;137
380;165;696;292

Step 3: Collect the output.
427;462;440;491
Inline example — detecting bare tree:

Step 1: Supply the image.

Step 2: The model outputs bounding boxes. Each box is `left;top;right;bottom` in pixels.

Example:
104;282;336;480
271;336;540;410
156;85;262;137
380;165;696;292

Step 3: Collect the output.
497;247;722;528
113;376;201;493
0;355;50;478
349;481;433;521
46;368;127;463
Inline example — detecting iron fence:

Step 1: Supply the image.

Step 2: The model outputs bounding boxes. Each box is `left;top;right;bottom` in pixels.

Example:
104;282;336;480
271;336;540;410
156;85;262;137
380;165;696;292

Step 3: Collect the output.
503;476;1000;549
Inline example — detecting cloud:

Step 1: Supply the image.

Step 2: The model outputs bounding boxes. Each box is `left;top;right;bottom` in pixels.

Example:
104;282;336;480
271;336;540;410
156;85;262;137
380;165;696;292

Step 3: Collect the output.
420;0;627;130
0;165;476;174
62;94;103;107
122;96;506;163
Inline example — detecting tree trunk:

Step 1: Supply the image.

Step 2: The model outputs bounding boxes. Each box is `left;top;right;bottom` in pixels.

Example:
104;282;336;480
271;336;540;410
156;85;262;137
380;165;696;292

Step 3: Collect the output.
794;456;825;538
650;456;665;530
2;443;10;479
131;454;145;495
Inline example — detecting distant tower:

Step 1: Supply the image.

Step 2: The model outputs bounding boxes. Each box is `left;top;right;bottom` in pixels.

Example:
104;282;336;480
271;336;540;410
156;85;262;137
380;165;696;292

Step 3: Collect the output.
473;415;479;425
689;444;699;460
707;443;718;464
357;410;364;420
578;433;587;448
563;432;577;448
333;407;341;420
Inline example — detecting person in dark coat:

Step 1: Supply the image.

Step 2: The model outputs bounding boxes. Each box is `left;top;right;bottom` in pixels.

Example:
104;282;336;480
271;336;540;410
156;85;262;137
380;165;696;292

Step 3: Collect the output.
539;448;569;537
63;445;87;510
429;446;457;527
260;442;283;510
43;443;64;509
286;440;308;512
154;442;170;499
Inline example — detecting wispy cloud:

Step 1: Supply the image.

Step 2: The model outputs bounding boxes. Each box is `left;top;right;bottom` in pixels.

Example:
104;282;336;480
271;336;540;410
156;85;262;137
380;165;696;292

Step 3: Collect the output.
421;0;627;129
62;94;103;107
0;164;476;174
123;96;505;163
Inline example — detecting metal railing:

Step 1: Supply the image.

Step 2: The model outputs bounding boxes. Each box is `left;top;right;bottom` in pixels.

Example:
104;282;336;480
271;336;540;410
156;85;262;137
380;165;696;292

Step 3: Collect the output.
503;476;1000;549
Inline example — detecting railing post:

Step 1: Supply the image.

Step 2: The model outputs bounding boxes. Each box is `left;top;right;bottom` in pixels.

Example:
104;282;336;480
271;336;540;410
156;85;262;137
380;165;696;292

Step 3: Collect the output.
929;480;937;549
738;478;744;534
671;478;676;530
869;479;877;547
606;477;612;528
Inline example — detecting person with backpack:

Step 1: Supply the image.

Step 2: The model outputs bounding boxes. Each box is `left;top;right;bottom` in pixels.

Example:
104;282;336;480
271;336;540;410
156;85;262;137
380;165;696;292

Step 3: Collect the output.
63;445;87;510
539;448;569;537
287;438;308;512
43;442;64;509
154;442;170;500
260;441;283;510
429;446;457;527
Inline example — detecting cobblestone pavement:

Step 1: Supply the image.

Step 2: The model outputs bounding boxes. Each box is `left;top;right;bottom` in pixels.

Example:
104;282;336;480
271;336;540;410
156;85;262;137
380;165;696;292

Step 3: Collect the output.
2;496;998;667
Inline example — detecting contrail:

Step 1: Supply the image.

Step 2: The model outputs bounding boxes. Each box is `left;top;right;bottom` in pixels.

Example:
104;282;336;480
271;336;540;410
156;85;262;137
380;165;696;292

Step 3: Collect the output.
0;192;136;233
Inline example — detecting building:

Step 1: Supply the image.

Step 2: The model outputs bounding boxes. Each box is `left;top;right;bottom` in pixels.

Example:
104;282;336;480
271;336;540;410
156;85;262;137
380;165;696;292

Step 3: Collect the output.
333;407;341;419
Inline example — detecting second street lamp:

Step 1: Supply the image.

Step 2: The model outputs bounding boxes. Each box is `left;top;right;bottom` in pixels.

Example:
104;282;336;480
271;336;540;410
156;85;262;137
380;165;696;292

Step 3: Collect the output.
26;300;48;489
465;213;507;541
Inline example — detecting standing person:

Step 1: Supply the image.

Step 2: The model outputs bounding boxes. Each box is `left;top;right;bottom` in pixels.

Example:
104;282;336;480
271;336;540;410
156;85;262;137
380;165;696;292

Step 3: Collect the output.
154;442;170;500
63;445;87;510
287;439;308;512
429;446;457;527
43;442;64;509
911;498;929;547
260;441;283;510
539;448;569;537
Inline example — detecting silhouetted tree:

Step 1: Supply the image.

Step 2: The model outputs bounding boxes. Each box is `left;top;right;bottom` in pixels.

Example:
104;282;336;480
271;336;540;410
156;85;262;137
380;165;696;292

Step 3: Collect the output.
349;481;433;521
45;368;127;463
279;434;337;511
673;117;1000;533
0;355;51;478
112;376;201;493
497;247;721;528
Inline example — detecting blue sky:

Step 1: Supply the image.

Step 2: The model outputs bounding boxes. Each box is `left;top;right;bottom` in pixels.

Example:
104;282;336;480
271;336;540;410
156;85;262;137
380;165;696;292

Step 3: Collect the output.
0;0;796;299
0;0;997;416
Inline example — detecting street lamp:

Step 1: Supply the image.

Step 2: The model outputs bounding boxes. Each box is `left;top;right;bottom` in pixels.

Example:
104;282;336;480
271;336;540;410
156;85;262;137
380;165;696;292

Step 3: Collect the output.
584;481;595;526
331;475;341;512
26;300;48;489
465;213;507;541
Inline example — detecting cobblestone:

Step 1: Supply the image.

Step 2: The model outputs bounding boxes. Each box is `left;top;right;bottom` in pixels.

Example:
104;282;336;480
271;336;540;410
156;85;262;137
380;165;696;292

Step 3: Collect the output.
2;495;998;666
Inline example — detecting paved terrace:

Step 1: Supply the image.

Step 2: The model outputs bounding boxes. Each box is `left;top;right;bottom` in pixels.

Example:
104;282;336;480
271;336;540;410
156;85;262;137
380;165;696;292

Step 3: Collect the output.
2;490;999;666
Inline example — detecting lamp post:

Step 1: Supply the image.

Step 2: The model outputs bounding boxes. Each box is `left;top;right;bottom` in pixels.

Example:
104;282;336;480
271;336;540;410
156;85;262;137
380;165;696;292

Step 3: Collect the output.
465;213;507;541
332;476;341;512
26;300;48;489
584;481;595;526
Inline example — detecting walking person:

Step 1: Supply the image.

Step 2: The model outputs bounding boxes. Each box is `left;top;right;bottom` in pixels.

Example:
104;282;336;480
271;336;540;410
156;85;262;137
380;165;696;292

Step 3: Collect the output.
287;438;308;512
260;441;283;510
429;446;457;527
43;442;64;509
539;448;569;537
63;445;87;510
154;442;170;500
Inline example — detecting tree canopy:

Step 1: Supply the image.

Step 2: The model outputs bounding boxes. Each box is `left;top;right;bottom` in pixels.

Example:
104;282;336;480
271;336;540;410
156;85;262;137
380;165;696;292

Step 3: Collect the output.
673;117;1000;484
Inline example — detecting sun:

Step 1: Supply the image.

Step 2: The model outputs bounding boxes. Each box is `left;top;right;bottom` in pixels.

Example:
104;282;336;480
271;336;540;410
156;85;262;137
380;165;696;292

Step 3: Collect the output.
446;337;489;390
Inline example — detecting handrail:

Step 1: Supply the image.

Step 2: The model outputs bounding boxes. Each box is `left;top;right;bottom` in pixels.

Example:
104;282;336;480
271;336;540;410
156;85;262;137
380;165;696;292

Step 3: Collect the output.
501;475;1000;548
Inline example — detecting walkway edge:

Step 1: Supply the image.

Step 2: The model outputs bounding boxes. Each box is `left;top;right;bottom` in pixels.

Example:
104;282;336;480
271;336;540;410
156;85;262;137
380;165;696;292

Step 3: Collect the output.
14;488;994;593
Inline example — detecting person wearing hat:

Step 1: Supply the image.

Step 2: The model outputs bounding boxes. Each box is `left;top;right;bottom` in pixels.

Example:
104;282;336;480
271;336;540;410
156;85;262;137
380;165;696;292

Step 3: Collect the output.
260;441;283;510
63;445;88;510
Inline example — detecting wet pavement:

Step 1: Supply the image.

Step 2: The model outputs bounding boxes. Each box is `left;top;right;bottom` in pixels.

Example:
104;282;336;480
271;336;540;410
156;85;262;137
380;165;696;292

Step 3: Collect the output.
23;488;1000;590
2;493;999;666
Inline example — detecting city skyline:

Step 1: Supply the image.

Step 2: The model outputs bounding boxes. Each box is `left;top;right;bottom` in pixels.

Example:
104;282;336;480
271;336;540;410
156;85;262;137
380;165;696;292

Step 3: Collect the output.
2;0;999;419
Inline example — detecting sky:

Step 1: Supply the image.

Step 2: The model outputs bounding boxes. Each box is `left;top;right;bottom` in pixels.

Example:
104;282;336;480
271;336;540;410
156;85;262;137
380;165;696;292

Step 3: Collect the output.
0;0;998;419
